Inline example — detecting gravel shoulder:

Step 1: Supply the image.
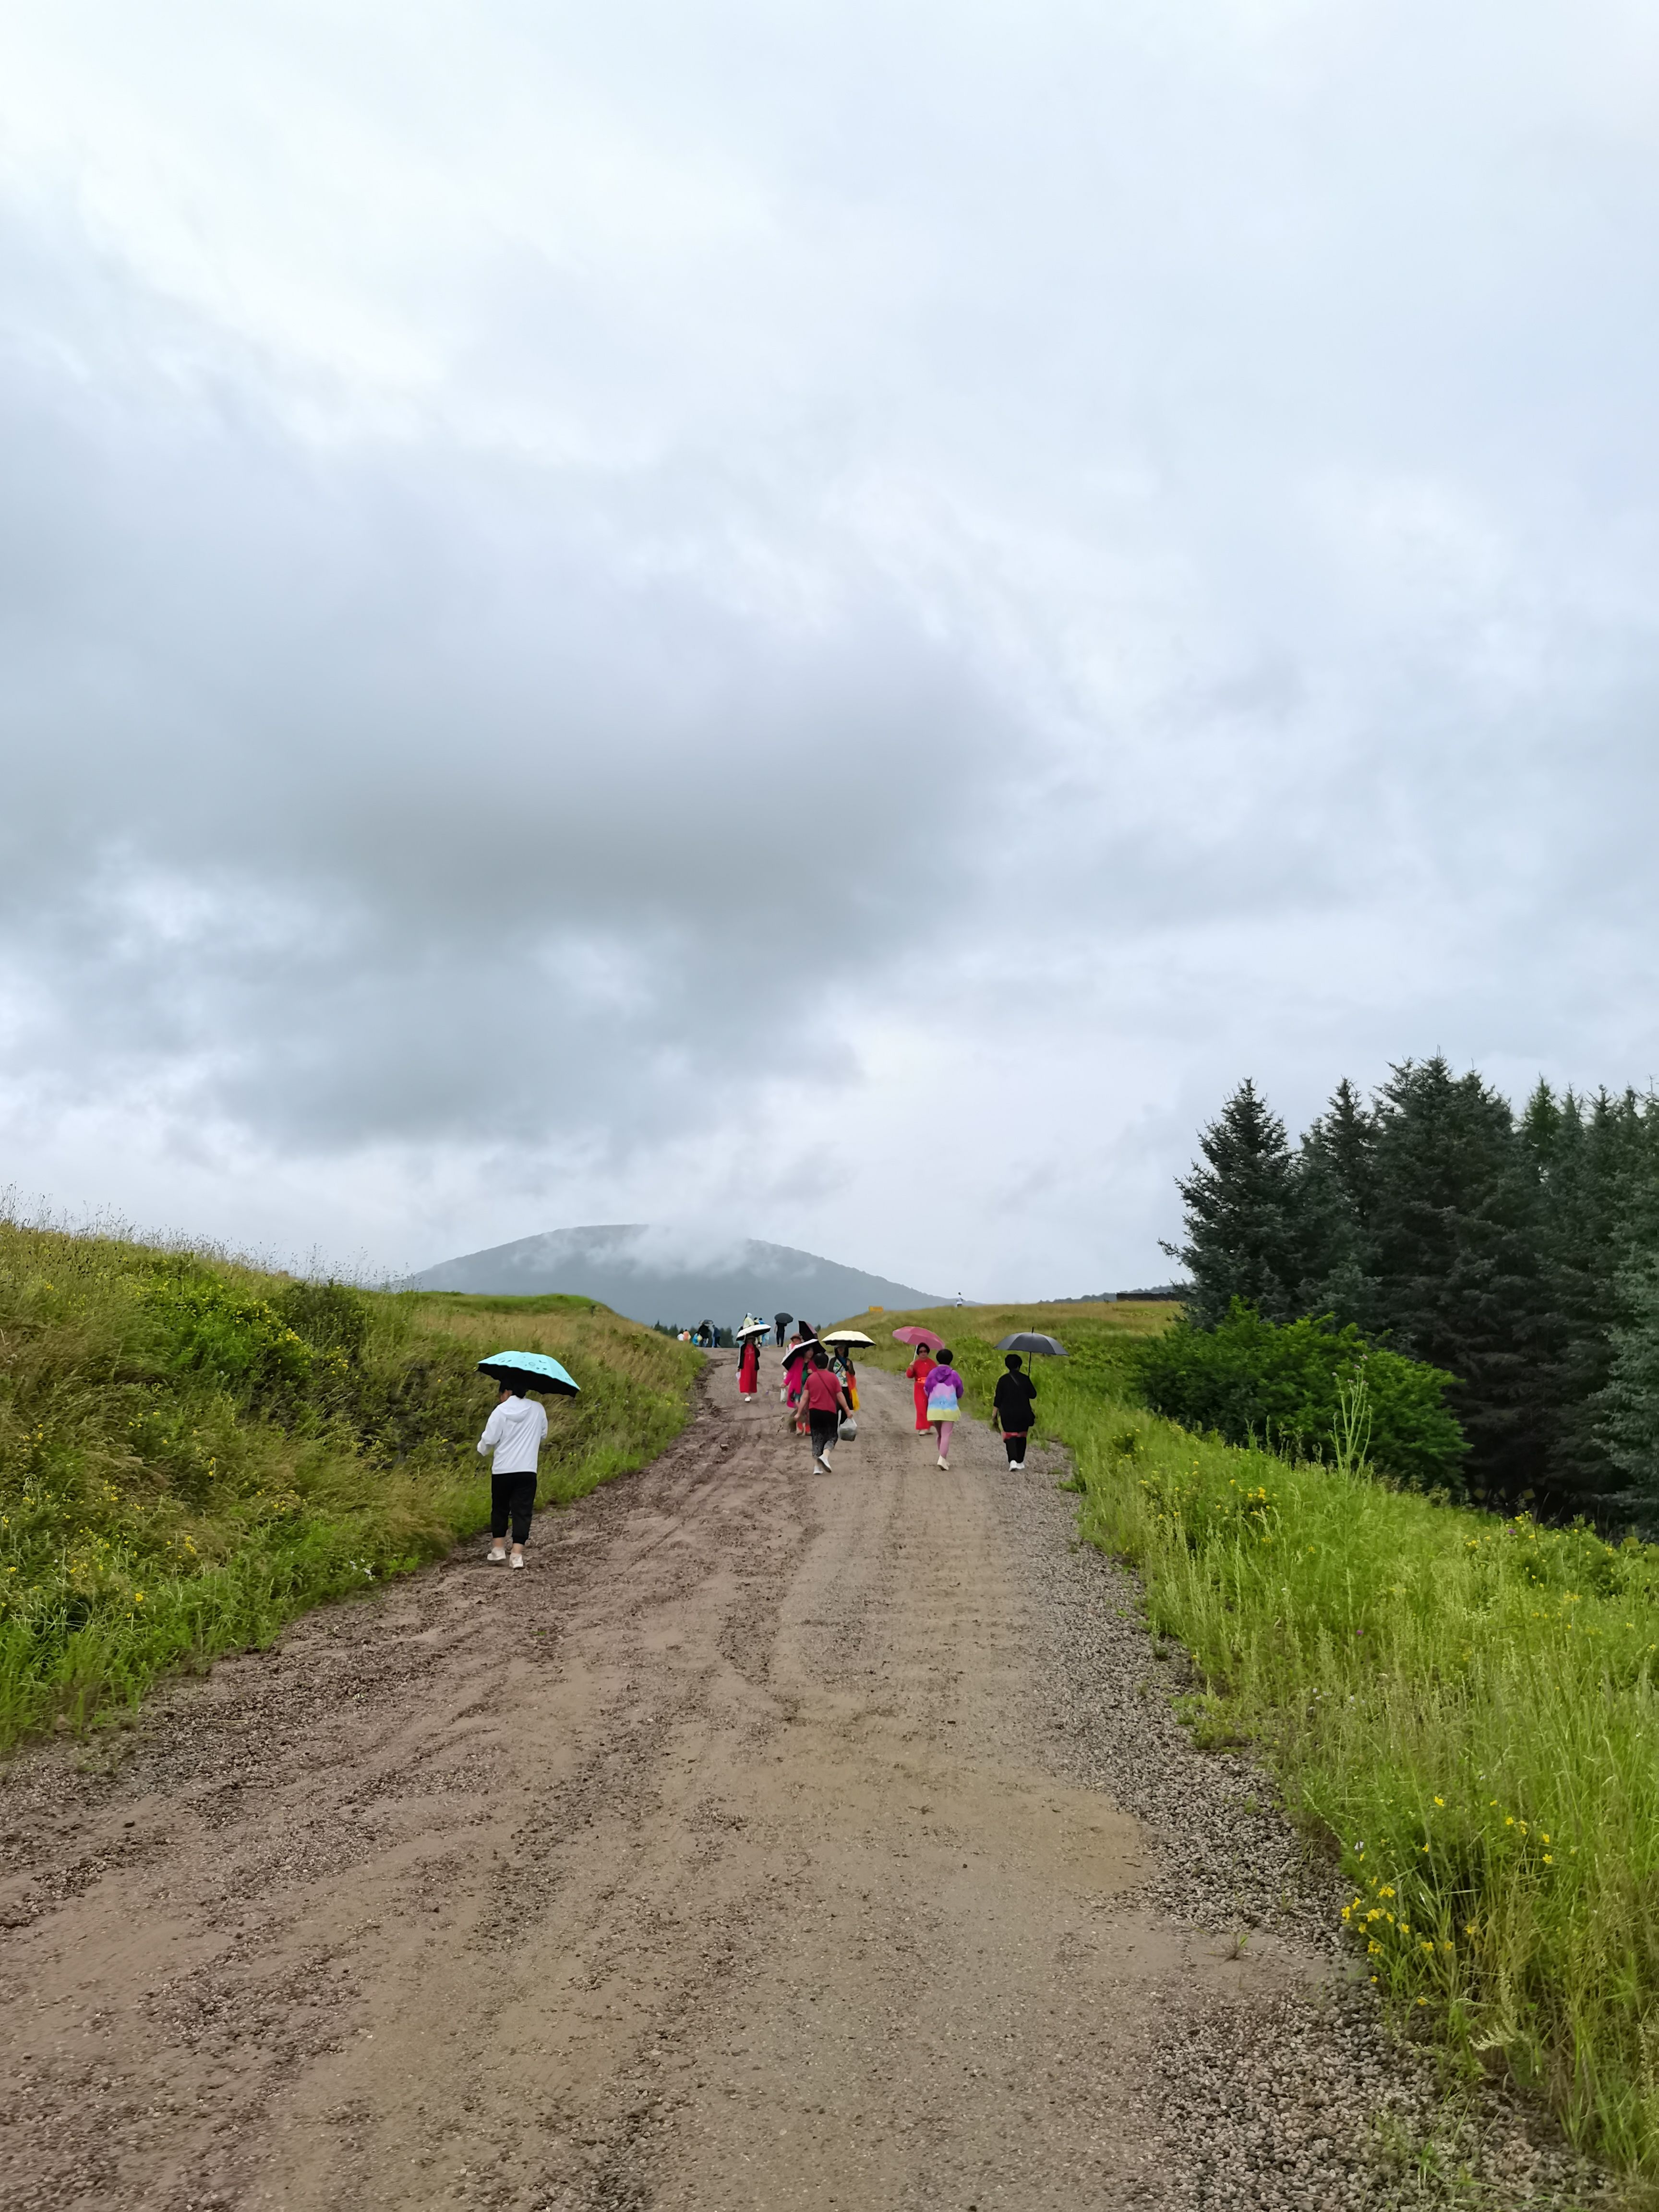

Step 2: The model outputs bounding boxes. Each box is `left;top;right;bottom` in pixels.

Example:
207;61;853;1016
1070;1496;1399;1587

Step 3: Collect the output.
0;1356;1601;2210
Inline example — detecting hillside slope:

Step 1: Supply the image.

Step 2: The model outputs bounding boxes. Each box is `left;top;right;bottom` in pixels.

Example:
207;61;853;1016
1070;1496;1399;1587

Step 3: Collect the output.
405;1222;942;1326
0;1222;701;1746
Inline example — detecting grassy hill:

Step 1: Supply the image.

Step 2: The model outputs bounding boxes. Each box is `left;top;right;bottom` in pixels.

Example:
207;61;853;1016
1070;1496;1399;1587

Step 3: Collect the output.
842;1297;1173;1419
0;1221;701;1749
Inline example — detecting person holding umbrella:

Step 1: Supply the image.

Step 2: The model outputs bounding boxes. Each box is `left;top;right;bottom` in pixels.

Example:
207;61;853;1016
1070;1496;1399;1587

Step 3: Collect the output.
822;1328;872;1412
993;1352;1039;1470
782;1329;810;1419
829;1344;858;1410
774;1311;793;1348
478;1377;549;1569
474;1350;579;1569
787;1324;819;1433
736;1323;763;1398
905;1343;938;1434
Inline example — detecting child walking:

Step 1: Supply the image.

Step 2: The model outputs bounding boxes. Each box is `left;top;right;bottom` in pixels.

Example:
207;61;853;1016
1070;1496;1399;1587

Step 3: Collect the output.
477;1379;548;1569
925;1348;965;1468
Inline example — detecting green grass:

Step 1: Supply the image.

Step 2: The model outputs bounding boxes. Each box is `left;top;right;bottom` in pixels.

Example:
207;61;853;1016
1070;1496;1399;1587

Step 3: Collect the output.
844;1298;1659;2189
0;1221;701;1749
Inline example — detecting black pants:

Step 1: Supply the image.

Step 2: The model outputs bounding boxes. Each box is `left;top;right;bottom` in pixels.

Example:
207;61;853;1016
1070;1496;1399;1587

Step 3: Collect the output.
1003;1433;1029;1466
491;1470;538;1544
808;1411;839;1462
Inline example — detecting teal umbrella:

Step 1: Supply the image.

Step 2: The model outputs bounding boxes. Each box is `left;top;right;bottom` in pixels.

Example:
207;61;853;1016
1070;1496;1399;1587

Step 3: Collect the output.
478;1349;580;1397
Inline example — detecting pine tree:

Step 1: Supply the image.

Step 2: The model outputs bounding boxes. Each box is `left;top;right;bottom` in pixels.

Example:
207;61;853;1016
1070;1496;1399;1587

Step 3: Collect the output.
1527;1088;1638;1514
1166;1070;1659;1527
1166;1080;1306;1326
1367;1058;1553;1507
1295;1077;1380;1327
1600;1255;1659;1532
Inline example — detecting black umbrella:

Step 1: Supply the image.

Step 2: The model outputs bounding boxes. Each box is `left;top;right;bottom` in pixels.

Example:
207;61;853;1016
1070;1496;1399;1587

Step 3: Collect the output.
996;1332;1067;1358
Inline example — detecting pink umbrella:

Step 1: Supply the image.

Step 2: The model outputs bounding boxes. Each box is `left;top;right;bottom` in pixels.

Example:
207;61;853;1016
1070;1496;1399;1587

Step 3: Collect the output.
892;1325;945;1351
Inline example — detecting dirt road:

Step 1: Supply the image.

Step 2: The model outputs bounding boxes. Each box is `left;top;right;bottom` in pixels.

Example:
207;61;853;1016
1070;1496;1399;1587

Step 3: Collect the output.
0;1357;1575;2210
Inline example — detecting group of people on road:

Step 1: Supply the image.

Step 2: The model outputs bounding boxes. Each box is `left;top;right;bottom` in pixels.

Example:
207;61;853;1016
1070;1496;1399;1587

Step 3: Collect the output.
906;1342;1037;1469
759;1322;1040;1478
769;1323;862;1473
474;1316;1046;1566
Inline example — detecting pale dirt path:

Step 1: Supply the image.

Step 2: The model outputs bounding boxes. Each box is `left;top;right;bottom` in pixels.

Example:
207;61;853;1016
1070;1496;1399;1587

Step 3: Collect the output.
0;1353;1334;2212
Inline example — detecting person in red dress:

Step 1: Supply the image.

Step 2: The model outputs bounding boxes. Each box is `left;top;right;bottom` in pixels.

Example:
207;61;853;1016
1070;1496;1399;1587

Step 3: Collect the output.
737;1334;760;1397
906;1346;938;1435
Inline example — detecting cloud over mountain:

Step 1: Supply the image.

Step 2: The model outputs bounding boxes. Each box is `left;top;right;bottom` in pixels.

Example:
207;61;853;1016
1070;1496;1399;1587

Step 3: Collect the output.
2;1;1657;1294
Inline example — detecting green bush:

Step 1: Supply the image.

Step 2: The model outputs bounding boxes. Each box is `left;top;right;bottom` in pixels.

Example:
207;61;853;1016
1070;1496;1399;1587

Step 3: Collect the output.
142;1262;321;1412
275;1279;371;1361
1132;1301;1468;1496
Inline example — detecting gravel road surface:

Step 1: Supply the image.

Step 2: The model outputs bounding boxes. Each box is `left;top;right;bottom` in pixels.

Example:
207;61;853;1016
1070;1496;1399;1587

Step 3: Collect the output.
0;1354;1596;2210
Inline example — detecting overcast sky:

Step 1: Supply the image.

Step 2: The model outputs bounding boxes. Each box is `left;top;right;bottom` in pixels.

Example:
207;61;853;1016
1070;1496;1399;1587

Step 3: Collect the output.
2;0;1658;1295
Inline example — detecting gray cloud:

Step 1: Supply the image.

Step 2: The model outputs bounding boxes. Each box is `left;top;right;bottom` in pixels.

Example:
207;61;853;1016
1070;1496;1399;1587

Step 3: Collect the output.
2;0;1659;1288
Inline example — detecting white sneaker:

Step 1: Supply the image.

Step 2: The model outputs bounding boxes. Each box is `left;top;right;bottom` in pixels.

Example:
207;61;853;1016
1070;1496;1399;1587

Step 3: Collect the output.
487;1547;507;1563
936;1455;949;1469
1011;1461;1025;1471
509;1552;525;1570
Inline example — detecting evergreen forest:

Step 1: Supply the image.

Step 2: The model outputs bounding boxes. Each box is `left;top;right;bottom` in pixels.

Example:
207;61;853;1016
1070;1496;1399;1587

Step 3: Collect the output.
1166;1058;1659;1527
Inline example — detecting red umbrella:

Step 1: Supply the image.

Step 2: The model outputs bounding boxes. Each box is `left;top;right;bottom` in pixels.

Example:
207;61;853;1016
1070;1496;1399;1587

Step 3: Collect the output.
892;1325;945;1351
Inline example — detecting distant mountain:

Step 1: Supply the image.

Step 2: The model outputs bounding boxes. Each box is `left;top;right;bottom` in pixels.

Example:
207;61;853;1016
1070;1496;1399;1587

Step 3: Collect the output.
403;1224;943;1330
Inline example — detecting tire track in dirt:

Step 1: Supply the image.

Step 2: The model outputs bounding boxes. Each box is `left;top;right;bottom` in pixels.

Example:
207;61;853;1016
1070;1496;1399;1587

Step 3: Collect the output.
0;1353;1585;2210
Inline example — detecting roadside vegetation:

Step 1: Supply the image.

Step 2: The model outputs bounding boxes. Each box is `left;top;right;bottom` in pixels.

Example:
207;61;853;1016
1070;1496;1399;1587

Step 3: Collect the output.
1174;1062;1659;1527
0;1217;701;1749
851;1297;1659;2187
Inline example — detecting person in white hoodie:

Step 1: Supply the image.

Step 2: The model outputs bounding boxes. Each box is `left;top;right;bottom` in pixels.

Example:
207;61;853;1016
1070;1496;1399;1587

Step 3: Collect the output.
476;1379;549;1569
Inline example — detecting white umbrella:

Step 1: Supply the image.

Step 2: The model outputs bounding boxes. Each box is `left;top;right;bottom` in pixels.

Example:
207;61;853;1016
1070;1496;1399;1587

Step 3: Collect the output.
821;1329;875;1346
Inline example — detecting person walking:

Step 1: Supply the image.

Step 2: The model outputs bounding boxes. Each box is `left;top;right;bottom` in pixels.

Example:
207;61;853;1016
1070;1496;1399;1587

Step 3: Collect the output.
477;1378;549;1569
992;1351;1038;1470
830;1344;859;1411
801;1347;852;1474
737;1331;760;1398
774;1311;793;1348
791;1324;819;1433
905;1343;938;1435
925;1347;965;1468
782;1330;808;1417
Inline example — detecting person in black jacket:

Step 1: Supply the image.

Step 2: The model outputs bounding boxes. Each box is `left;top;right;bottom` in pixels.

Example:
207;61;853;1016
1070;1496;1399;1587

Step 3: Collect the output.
992;1353;1038;1469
